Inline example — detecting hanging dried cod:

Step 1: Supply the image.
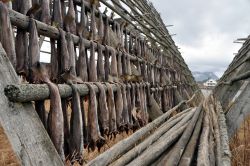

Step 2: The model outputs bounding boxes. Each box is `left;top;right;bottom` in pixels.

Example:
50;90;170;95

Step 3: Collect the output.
0;2;16;69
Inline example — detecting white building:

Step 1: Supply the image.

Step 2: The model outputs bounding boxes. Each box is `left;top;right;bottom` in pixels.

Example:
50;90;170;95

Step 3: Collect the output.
203;79;217;87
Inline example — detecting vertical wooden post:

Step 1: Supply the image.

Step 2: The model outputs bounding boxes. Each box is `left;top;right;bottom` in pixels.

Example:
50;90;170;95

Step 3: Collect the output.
0;42;63;166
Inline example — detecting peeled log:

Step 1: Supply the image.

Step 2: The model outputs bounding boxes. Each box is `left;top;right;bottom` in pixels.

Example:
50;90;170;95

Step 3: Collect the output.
126;115;192;166
178;110;204;166
111;108;194;166
197;110;210;166
87;101;187;166
210;103;221;165
162;105;202;166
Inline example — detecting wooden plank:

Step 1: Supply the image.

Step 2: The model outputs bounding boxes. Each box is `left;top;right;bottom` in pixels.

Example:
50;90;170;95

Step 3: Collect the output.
0;42;63;166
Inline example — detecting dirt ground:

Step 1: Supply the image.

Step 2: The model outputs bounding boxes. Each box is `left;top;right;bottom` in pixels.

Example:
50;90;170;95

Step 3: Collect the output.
0;100;133;165
1;102;250;166
0;122;133;166
0;125;20;166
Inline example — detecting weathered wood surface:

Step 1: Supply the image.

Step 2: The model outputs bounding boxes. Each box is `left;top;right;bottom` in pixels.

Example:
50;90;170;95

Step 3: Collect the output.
8;9;144;64
166;106;202;166
147;94;164;120
216;101;231;165
212;32;250;166
87;100;187;166
128;127;187;166
0;43;63;165
222;81;250;137
197;110;210;166
215;57;250;110
178;110;204;166
2;0;201;165
8;3;196;80
4;83;166;102
126;108;196;166
111;108;193;166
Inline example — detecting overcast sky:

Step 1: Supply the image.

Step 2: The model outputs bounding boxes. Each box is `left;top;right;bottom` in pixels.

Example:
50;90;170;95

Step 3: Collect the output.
152;0;250;77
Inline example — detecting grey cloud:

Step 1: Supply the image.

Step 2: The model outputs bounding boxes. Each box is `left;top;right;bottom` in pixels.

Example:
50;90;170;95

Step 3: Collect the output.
152;0;250;77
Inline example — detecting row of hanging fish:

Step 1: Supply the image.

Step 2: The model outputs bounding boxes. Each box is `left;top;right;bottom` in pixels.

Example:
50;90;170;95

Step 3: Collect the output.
0;0;186;88
30;60;153;162
0;0;191;163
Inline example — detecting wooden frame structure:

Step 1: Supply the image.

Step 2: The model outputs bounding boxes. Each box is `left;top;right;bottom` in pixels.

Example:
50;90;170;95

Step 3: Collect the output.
0;0;200;165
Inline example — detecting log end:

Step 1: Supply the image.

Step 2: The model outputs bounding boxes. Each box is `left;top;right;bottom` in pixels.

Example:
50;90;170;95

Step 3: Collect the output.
4;84;20;102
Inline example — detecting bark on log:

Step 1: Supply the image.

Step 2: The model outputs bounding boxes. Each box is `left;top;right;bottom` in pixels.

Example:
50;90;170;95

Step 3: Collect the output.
111;108;194;166
165;105;202;166
5;84;168;102
178;110;204;166
87;101;187;166
4;83;116;102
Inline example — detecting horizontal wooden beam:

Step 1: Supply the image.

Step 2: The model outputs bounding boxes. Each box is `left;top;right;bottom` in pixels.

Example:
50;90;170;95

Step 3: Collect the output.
4;83;168;102
9;9;190;73
8;2;195;79
5;83;115;102
74;0;175;53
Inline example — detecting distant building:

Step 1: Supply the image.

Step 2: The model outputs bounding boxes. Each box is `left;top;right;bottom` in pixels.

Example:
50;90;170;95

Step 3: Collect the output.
203;79;217;87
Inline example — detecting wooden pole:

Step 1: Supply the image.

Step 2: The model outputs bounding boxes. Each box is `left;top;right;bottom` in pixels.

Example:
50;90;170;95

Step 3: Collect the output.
126;126;188;166
87;101;187;166
126;108;197;166
5;83;166;102
210;103;222;165
197;110;210;166
216;100;231;165
178;110;204;166
111;108;194;166
5;83;114;102
8;5;192;74
163;105;202;166
8;9;142;63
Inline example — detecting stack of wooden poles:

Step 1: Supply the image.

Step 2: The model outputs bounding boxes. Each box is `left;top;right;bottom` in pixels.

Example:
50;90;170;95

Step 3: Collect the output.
87;95;231;166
